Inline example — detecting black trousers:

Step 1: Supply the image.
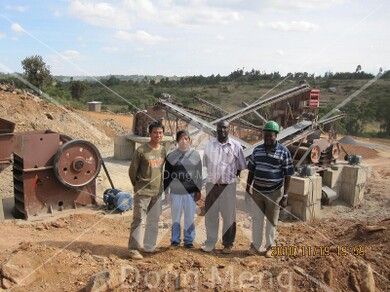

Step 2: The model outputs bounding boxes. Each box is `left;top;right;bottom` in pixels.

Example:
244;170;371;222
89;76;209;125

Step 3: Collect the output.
204;183;236;247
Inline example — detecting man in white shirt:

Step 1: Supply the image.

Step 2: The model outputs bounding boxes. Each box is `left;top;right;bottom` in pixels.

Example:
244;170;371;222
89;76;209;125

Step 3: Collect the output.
202;120;247;254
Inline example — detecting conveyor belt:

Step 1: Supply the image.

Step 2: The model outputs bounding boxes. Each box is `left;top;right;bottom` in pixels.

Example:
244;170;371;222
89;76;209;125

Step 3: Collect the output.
194;97;262;129
243;114;345;158
158;99;252;148
212;84;311;124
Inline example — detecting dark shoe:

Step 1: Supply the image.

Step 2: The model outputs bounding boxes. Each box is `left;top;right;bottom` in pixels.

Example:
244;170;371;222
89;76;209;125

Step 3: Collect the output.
247;243;261;256
171;242;179;247
184;243;194;249
221;246;232;254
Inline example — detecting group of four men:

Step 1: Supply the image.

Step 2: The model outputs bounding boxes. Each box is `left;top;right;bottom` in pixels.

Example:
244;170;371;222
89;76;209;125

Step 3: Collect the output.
128;120;294;260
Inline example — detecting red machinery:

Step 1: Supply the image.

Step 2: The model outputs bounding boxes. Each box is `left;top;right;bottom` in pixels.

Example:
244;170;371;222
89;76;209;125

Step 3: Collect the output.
0;118;102;220
309;89;320;108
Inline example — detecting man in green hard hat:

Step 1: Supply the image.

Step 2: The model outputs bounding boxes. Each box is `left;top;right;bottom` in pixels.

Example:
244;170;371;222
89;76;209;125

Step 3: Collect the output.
246;120;294;257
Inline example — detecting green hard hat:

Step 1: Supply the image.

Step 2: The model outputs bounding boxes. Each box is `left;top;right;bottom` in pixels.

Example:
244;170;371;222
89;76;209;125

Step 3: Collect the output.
263;120;280;133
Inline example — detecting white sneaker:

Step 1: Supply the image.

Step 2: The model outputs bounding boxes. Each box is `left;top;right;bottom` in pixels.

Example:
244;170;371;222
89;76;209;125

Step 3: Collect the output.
201;245;215;252
143;247;158;253
129;249;143;260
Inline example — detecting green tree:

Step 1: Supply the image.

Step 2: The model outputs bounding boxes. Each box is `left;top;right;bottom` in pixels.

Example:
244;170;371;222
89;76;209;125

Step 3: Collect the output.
70;80;87;100
355;64;361;73
368;94;390;136
21;55;51;90
104;75;120;86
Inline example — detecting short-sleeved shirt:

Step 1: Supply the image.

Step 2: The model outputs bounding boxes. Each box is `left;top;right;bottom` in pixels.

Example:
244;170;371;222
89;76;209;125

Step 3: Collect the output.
248;142;294;193
204;137;247;184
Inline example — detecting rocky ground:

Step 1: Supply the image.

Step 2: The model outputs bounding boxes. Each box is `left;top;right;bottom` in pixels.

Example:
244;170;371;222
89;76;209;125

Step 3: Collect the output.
0;86;389;291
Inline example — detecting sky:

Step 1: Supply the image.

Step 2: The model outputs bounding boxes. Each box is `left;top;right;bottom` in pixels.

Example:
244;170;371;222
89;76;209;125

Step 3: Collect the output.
0;0;388;76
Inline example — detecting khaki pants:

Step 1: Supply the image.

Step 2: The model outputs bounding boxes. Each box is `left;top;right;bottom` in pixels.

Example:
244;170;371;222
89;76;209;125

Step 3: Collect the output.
204;183;237;248
250;187;284;249
128;194;162;251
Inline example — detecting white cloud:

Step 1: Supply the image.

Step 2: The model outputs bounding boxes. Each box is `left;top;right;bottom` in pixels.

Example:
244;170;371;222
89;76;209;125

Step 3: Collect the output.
68;0;240;29
216;34;225;40
267;0;346;10
48;50;82;74
0;32;5;39
102;46;120;53
115;30;132;41
123;0;156;18
133;30;166;44
5;5;28;12
164;8;240;26
11;23;24;33
53;9;62;17
61;50;82;60
115;30;167;45
69;0;132;29
258;21;318;32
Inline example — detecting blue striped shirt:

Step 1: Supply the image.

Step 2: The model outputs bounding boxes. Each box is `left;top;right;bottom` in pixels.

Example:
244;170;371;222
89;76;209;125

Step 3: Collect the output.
248;142;294;193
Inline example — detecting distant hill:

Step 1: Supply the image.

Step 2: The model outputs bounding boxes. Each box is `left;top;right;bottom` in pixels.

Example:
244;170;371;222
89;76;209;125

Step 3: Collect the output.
54;75;181;82
1;69;389;137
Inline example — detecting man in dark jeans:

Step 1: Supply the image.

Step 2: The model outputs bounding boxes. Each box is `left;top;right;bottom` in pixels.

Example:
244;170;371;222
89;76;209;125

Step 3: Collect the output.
202;120;246;254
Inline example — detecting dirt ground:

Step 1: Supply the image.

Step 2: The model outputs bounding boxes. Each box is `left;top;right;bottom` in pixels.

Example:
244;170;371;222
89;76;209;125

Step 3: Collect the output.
0;87;133;150
0;88;389;291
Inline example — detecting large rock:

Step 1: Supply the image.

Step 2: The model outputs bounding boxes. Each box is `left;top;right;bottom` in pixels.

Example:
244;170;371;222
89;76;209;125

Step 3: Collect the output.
85;271;111;292
323;268;333;287
360;264;375;292
0;252;37;288
85;270;123;292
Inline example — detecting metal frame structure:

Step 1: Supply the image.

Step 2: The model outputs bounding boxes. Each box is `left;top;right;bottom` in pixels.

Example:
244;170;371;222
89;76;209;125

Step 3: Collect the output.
157;85;345;168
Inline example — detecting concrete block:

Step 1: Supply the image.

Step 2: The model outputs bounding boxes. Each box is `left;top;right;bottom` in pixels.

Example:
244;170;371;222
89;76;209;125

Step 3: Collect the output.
114;135;134;160
289;199;320;221
322;165;343;189
288;175;322;203
289;176;309;195
340;165;368;207
289;191;316;206
340;182;365;207
311;175;322;202
343;165;368;185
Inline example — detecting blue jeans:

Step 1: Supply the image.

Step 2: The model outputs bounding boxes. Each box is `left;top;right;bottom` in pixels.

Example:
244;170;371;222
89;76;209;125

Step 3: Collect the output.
170;193;196;245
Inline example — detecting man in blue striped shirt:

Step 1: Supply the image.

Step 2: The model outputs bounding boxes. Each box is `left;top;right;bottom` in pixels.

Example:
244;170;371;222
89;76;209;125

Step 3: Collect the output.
246;120;294;257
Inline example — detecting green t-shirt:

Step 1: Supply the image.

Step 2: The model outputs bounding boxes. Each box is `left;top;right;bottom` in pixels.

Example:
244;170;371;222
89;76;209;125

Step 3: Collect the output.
129;143;166;196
